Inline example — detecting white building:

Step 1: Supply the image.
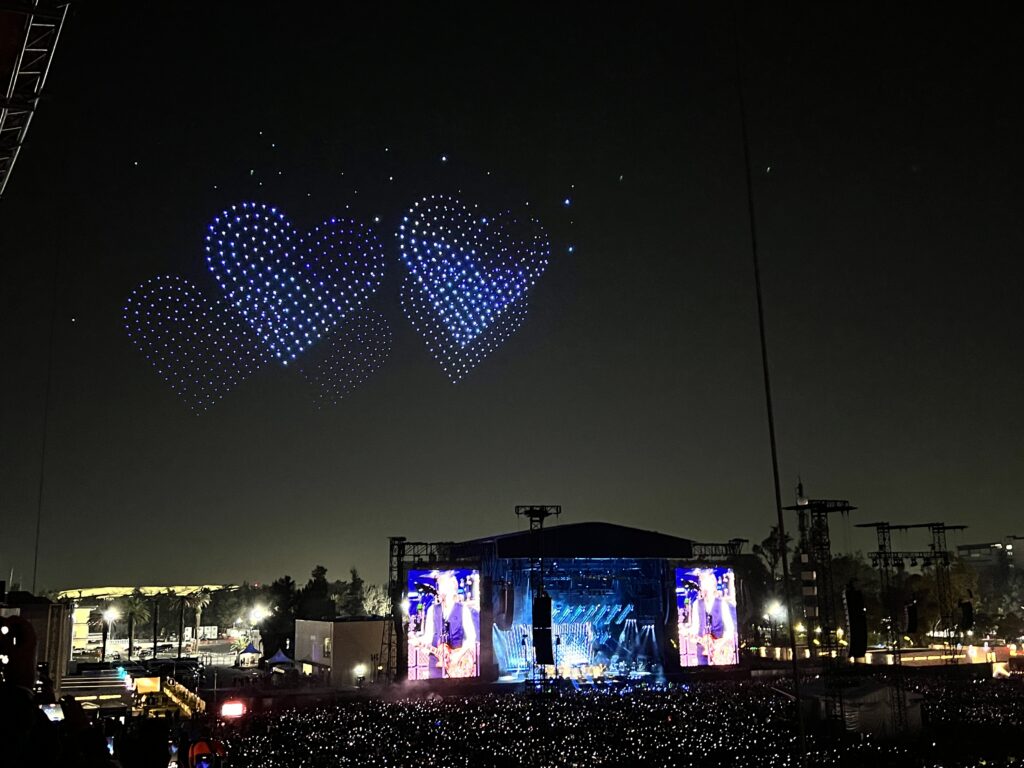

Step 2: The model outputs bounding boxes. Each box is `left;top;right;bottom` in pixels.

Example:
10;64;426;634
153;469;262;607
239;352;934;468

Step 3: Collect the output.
294;617;386;688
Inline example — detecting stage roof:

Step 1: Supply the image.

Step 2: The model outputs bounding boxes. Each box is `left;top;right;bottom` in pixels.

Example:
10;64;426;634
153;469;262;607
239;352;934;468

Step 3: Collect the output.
451;522;693;560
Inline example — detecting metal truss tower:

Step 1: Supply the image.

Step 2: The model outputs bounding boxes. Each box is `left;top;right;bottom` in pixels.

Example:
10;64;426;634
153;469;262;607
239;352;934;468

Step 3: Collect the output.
380;536;453;684
856;521;909;734
0;0;69;197
784;487;855;731
691;538;748;559
785;491;856;663
855;521;966;732
515;505;560;685
515;505;561;596
898;522;966;657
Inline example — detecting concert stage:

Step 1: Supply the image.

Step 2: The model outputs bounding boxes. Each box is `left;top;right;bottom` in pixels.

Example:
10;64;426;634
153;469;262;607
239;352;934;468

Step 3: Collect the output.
385;522;748;685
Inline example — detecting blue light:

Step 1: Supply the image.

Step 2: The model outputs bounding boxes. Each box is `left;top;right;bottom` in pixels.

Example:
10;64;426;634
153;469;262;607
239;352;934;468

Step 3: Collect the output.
123;275;267;412
301;309;392;407
563;197;571;207
397;194;550;381
204;202;386;364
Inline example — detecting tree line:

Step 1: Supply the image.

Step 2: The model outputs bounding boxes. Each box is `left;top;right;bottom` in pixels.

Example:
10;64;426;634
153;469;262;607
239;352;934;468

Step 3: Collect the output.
104;566;388;659
743;526;1024;645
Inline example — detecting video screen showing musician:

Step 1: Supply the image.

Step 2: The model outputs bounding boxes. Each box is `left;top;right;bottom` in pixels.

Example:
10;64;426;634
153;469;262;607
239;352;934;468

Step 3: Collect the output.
676;567;739;667
407;569;481;679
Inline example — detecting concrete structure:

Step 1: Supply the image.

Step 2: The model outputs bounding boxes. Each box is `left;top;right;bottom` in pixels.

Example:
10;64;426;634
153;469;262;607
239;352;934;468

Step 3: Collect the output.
295;617;386;687
0;591;73;696
957;537;1024;569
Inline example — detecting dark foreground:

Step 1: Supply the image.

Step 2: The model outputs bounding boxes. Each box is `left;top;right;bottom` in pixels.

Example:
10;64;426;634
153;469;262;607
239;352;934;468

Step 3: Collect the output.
224;678;1024;768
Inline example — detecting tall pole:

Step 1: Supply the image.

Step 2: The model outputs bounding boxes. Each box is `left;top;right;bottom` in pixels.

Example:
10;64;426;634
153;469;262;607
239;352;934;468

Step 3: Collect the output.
733;13;806;755
31;251;59;594
178;597;185;659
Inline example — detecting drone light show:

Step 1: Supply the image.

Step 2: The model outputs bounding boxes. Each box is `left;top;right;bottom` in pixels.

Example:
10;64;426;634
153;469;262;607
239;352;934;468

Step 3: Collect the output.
123;275;267;412
400;274;528;382
204;203;386;365
397;195;550;380
302;309;393;407
125;192;556;407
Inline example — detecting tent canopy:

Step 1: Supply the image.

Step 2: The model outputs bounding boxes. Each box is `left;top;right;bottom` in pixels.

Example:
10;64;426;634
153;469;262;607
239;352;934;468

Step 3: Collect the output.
240;642;260;655
267;648;293;665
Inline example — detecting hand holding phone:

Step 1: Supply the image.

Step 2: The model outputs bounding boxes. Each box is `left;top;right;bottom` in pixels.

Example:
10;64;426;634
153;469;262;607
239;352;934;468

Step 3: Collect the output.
40;702;65;722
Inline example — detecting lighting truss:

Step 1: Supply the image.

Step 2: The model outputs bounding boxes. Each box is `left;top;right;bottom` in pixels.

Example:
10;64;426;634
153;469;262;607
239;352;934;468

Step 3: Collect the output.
0;0;69;198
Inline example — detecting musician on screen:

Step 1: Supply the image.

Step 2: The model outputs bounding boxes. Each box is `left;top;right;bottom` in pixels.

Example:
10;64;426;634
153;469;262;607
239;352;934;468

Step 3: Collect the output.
412;571;478;678
686;569;738;666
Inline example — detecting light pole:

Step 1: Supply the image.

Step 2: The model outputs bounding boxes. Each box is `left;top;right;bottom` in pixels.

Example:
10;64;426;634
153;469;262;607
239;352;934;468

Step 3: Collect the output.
101;606;119;662
766;601;785;647
249;606;268;654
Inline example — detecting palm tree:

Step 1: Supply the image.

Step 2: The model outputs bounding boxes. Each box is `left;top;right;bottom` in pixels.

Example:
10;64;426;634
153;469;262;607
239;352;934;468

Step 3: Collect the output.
171;591;192;659
753;526;793;584
122;589;151;659
192;589;212;652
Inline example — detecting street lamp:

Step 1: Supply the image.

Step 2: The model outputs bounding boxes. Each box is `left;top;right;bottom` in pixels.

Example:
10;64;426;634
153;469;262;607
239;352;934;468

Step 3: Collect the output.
249;606;268;653
249;606;268;624
101;606;120;663
766;601;785;646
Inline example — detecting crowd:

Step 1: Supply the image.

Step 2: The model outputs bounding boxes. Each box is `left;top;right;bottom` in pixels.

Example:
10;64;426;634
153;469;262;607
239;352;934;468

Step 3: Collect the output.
912;677;1024;730
224;679;1024;768
6;607;1024;768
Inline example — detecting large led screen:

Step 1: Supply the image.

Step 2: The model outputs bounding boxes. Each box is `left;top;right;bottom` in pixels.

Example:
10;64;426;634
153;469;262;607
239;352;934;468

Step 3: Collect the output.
676;567;739;666
406;568;481;679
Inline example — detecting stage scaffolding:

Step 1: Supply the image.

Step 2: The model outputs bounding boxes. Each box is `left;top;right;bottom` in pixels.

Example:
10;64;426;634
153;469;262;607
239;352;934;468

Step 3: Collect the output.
380;537;454;684
0;0;69;197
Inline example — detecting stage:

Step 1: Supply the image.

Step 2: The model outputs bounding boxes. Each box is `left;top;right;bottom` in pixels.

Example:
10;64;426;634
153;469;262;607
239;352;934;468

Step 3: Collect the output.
386;522;750;686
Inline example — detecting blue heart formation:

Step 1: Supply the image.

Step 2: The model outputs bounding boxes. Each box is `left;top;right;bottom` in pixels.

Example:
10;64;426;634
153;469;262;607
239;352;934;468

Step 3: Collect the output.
123;276;267;412
205;202;386;365
400;273;528;382
125;195;555;409
398;195;550;381
301;310;392;408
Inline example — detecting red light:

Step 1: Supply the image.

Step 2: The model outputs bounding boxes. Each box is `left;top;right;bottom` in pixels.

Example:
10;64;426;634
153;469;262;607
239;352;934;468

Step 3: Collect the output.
220;700;245;718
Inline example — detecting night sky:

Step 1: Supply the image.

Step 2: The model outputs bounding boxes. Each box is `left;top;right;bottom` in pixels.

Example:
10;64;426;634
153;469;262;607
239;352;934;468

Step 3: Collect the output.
2;5;1022;590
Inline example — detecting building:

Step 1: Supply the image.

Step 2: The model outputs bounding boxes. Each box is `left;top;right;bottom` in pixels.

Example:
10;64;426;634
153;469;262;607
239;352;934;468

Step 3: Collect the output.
295;617;387;687
0;589;73;696
957;536;1024;569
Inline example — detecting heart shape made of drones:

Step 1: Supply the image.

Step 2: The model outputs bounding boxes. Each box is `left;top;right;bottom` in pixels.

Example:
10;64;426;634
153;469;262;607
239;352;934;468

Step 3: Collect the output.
400;273;529;382
302;309;393;407
397;195;549;349
205;202;386;365
124;275;267;412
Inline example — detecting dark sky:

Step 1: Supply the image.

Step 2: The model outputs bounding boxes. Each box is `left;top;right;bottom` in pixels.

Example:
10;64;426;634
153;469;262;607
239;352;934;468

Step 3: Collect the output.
2;4;1022;590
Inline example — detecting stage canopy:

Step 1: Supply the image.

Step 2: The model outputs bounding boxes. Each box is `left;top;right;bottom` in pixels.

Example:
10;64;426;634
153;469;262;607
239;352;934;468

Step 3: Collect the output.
450;521;694;560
